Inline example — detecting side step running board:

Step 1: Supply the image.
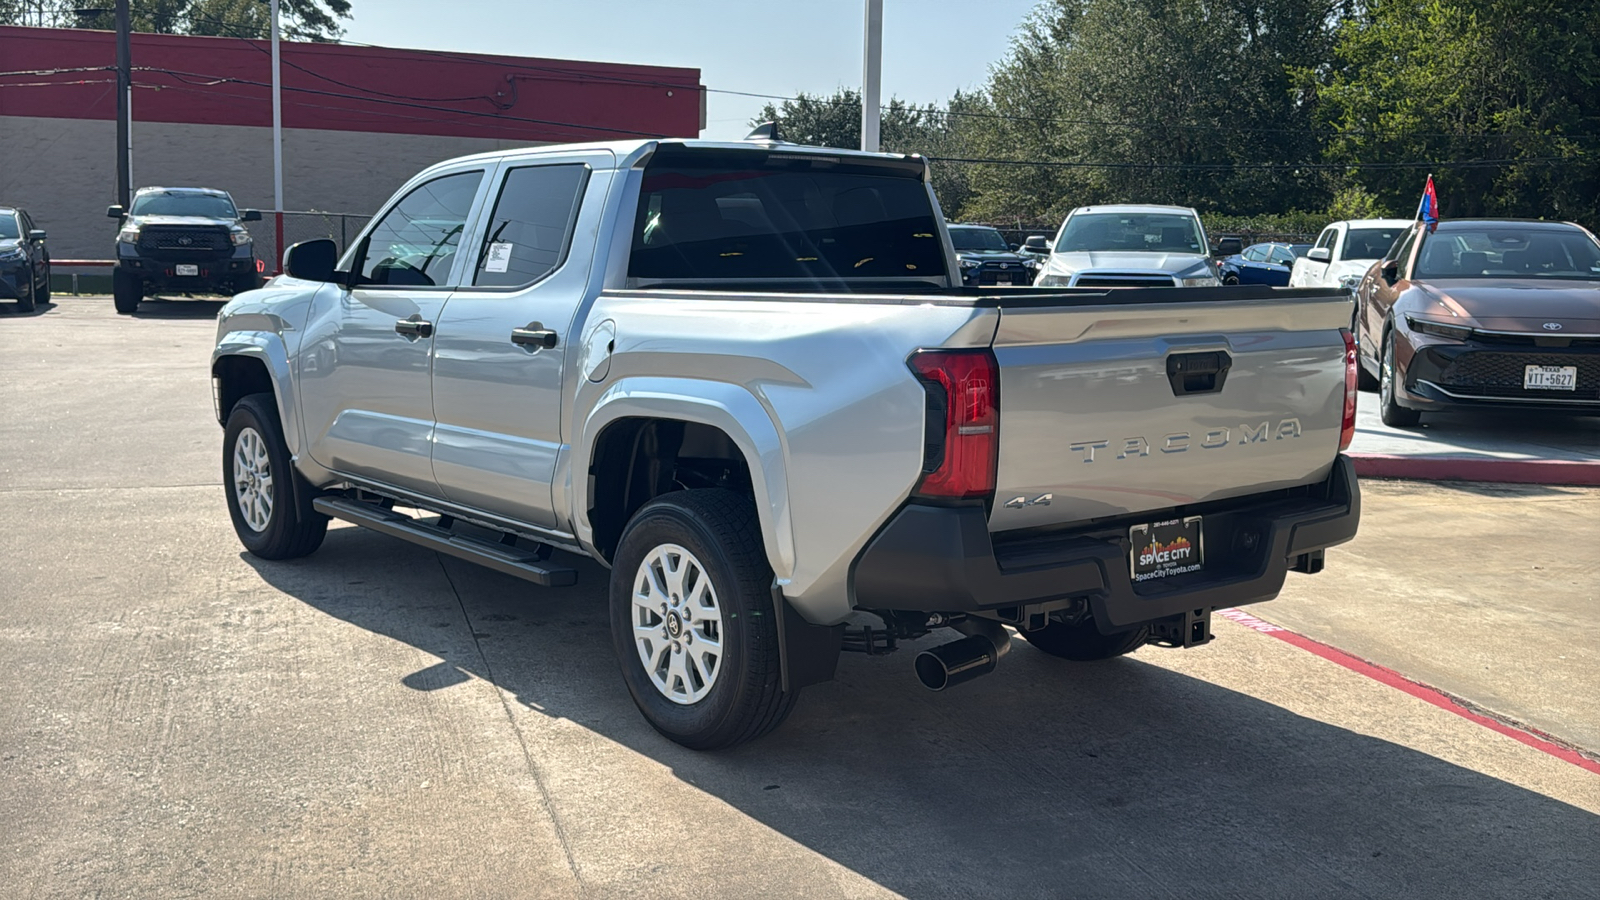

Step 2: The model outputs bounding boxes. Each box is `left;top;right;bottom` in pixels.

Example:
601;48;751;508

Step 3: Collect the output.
313;496;578;587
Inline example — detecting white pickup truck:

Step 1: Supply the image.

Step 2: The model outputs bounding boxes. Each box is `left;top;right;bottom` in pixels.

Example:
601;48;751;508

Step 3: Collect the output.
1290;218;1413;292
212;137;1361;749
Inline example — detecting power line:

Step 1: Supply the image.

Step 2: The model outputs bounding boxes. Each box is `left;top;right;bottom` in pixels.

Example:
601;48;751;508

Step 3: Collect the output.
926;155;1594;171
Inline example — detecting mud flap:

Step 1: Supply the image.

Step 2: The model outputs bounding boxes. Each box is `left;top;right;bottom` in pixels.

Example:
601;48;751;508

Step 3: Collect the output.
772;585;844;692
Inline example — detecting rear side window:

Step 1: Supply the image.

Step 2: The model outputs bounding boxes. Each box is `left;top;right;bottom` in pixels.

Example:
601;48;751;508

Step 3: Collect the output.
473;164;589;288
627;151;946;287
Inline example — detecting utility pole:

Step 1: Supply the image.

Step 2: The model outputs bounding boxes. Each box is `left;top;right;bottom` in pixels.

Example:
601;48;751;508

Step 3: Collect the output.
271;0;284;270
861;0;882;153
114;0;131;209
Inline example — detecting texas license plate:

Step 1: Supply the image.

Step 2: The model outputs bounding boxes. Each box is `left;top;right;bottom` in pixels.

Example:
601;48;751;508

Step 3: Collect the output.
1524;365;1576;391
175;264;199;276
1130;516;1203;583
994;276;1013;285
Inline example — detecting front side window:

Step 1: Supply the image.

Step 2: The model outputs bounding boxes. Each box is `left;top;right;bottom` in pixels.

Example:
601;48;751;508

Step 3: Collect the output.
355;171;483;287
0;214;18;240
1056;213;1204;254
1242;245;1267;262
473;164;588;288
1389;227;1420;277
129;191;237;219
1269;246;1296;265
1314;227;1337;252
627;150;946;287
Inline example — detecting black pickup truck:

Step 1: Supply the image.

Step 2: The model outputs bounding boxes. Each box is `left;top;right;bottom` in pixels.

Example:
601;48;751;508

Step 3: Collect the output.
109;187;262;314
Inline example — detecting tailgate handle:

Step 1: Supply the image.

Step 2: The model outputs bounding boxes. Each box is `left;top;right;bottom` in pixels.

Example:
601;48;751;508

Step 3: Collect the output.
1167;351;1232;396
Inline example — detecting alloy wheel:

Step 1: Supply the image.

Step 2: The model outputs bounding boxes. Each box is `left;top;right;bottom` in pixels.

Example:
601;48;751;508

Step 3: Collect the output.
232;426;274;532
631;543;724;705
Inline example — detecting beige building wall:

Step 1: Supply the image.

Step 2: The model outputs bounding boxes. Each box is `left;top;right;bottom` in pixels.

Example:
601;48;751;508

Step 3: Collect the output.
0;115;547;261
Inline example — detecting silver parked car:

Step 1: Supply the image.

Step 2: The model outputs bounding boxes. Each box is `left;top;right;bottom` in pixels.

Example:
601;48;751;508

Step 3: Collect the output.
1034;204;1223;287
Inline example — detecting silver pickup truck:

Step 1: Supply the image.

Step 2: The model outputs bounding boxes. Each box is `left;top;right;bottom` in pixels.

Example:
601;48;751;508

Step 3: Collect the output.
212;138;1361;749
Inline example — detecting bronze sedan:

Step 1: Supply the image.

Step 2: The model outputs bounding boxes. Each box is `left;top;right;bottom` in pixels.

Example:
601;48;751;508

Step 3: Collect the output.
1353;219;1600;426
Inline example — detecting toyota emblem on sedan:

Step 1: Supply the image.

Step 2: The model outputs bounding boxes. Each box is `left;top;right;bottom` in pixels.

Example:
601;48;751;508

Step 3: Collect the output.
178;236;193;246
1543;322;1563;331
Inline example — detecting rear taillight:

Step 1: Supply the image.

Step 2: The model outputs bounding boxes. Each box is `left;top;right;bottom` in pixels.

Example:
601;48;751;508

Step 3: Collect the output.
1339;329;1358;451
909;349;999;499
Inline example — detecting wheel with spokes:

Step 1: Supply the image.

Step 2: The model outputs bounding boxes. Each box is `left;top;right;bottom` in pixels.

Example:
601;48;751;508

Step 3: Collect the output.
223;393;328;559
610;489;795;750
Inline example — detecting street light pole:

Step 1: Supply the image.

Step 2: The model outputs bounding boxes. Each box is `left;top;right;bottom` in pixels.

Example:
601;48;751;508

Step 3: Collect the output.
861;0;882;153
114;0;131;209
270;0;284;271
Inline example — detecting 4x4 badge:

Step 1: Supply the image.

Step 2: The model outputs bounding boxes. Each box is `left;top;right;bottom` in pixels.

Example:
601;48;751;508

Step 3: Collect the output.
1003;493;1052;509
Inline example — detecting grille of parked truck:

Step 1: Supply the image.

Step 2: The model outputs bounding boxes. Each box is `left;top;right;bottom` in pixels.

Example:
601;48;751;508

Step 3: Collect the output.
210;136;1361;750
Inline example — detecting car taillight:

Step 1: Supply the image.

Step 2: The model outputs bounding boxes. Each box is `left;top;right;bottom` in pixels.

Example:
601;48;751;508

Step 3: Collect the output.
1339;328;1358;451
909;349;999;499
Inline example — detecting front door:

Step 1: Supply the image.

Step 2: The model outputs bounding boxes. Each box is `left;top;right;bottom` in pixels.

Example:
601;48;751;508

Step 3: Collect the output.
429;152;610;531
298;168;488;497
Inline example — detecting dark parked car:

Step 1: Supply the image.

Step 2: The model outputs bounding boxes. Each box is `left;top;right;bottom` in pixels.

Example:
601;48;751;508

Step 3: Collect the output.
948;223;1038;286
0;206;51;312
1218;241;1312;286
108;186;262;314
1354;218;1600;426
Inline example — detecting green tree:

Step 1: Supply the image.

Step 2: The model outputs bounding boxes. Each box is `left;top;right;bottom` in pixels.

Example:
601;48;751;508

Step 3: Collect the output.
751;88;982;218
4;0;351;41
1318;0;1599;224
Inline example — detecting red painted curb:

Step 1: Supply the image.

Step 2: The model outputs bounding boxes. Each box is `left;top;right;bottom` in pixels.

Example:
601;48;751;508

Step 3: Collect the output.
1217;609;1600;776
1349;453;1600;486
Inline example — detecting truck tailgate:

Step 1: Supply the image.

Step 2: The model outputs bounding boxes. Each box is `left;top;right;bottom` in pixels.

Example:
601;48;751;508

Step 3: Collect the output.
988;291;1352;532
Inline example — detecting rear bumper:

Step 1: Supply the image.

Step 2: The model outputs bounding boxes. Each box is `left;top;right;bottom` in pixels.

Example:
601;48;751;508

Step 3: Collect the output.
850;455;1361;631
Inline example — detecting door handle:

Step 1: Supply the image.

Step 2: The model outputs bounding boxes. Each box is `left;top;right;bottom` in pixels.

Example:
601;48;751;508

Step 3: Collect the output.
1167;350;1232;396
394;316;433;339
511;323;559;350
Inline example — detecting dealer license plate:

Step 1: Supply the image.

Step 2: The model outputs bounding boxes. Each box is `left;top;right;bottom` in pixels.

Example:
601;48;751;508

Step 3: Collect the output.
1524;365;1577;391
175;264;199;277
994;275;1014;285
1130;516;1204;583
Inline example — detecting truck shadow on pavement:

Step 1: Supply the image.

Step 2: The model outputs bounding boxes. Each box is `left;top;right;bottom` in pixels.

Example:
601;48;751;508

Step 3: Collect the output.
245;525;1600;898
130;297;229;319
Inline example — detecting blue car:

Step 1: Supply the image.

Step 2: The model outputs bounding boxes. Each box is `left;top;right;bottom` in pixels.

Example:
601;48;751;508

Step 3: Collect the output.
1217;242;1312;286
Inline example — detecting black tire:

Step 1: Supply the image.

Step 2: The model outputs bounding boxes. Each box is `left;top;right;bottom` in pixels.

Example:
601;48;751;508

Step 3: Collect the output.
112;266;140;314
15;271;35;313
223;393;328;560
1379;326;1422;427
233;272;263;295
609;489;796;750
1021;618;1149;661
1222;273;1240;286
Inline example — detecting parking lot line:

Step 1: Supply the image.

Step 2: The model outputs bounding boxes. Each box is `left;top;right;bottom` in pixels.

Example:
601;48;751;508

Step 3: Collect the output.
1217;608;1600;776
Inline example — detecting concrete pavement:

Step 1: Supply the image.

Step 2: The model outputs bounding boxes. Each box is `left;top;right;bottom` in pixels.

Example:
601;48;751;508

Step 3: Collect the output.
3;298;1598;899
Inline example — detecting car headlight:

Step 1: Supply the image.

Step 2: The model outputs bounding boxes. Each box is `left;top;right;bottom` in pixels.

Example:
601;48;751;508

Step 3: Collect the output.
0;246;25;262
231;229;253;246
1338;274;1363;293
1405;316;1472;340
959;258;980;270
117;226;140;244
1177;275;1220;287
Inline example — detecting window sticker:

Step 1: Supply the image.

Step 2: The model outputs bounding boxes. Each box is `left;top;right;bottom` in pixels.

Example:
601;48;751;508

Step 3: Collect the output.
484;242;514;273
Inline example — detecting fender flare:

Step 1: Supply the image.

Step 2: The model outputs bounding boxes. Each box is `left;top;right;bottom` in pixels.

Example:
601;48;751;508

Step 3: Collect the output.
211;330;301;456
573;377;795;582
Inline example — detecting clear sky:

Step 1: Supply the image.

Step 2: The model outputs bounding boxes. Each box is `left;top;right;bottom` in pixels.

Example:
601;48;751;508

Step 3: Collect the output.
344;0;1042;140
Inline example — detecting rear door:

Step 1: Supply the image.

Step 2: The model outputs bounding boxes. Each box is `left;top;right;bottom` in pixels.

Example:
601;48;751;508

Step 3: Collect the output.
986;290;1351;532
428;150;612;531
298;167;488;496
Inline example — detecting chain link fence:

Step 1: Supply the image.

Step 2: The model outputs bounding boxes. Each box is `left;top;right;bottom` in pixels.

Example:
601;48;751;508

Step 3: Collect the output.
243;211;373;275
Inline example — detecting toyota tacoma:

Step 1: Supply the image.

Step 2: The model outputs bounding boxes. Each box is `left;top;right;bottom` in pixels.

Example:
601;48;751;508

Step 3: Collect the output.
211;137;1361;750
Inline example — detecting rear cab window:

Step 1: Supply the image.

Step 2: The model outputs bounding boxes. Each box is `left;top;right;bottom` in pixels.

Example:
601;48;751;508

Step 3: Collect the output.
626;147;948;291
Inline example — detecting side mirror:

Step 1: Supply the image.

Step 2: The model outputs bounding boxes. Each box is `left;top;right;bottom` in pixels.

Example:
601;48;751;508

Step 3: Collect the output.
1307;247;1331;263
241;209;263;222
1214;237;1243;257
1009;243;1020;251
284;238;339;283
1023;235;1048;251
1380;261;1399;284
28;230;46;242
107;205;125;219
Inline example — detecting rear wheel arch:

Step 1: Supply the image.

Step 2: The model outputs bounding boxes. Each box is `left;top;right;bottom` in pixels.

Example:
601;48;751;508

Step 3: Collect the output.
587;416;758;564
